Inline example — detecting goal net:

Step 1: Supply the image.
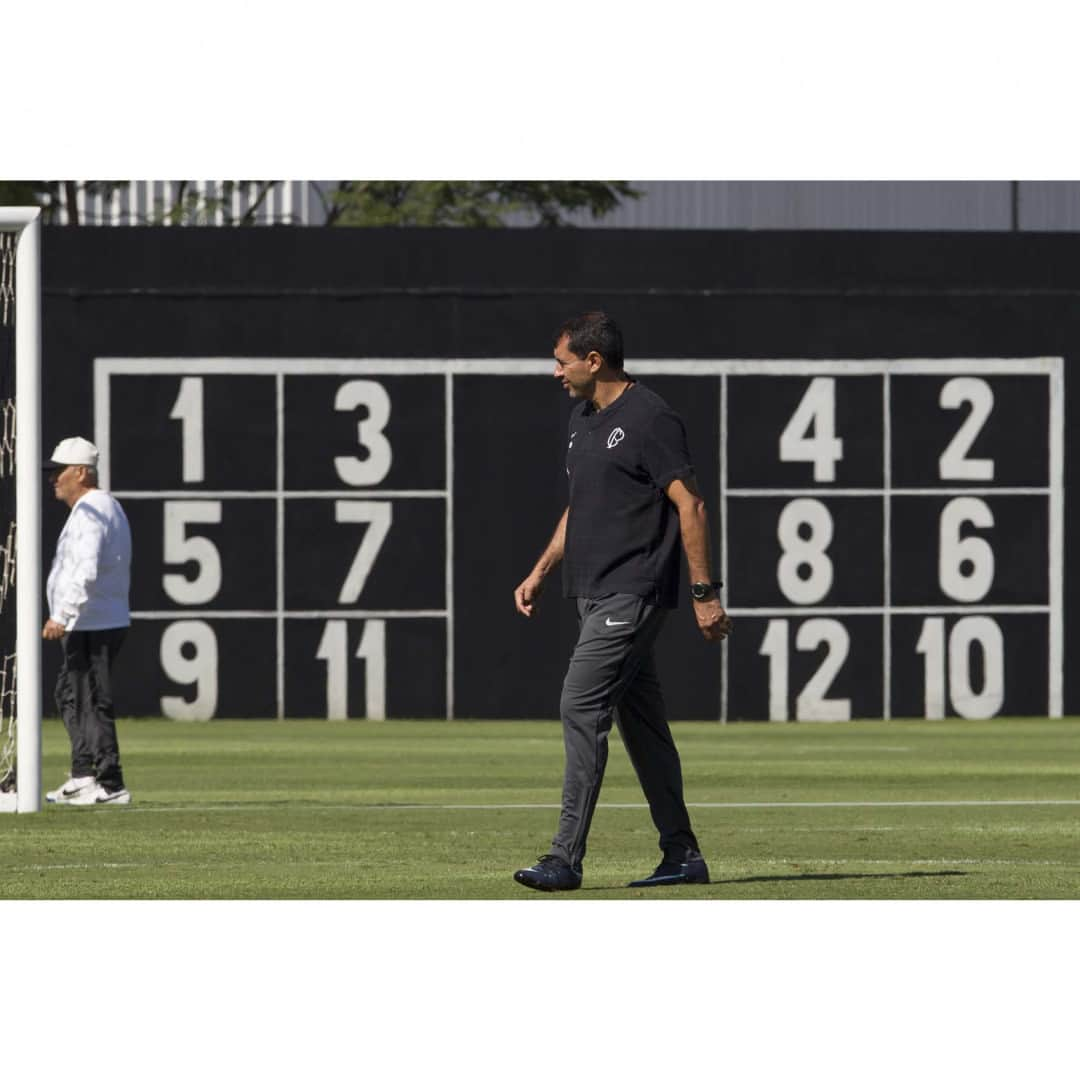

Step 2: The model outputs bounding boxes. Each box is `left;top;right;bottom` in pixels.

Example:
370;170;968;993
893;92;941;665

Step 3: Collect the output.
0;210;41;813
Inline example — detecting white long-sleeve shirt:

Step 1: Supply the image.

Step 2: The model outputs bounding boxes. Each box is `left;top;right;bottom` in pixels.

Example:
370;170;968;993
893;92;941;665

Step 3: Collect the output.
46;489;131;631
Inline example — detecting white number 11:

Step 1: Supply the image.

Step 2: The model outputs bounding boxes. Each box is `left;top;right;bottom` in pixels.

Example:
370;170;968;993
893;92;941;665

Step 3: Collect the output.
316;619;386;720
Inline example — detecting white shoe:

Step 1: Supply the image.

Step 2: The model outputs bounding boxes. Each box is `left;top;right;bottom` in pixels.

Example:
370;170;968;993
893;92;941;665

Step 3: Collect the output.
45;775;98;804
67;782;132;806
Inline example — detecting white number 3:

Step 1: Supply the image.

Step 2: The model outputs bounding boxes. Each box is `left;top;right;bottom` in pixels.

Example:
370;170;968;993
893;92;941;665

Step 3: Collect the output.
333;380;393;486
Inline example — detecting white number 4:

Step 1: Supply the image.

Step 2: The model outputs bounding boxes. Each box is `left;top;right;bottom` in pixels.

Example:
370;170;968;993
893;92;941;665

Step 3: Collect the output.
336;501;392;603
779;376;844;482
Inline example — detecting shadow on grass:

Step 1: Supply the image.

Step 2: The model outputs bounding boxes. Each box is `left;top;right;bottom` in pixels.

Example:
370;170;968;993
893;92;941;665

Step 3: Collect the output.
712;870;969;886
580;869;970;892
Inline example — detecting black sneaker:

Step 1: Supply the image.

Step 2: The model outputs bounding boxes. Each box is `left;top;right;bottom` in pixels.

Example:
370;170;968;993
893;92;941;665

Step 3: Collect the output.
513;855;583;892
628;849;710;888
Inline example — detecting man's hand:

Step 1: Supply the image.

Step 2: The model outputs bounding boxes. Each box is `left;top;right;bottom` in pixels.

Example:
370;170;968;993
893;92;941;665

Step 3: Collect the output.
514;573;545;617
693;598;732;642
42;619;67;641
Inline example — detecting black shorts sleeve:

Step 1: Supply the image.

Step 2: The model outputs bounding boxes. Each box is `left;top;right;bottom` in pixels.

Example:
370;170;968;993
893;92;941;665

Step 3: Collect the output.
643;408;695;490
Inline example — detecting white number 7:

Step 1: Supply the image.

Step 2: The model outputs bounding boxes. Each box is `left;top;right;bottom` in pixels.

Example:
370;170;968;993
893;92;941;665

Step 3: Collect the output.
335;501;392;603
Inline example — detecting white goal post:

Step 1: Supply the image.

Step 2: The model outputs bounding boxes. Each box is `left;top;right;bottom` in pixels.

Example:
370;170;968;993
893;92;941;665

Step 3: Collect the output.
0;208;42;813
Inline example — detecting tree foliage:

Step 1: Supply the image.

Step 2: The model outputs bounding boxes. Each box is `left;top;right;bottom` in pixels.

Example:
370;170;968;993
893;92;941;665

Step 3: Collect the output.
0;180;641;227
324;181;641;227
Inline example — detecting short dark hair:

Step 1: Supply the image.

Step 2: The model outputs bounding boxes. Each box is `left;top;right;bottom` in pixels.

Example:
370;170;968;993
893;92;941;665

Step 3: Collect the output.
554;311;624;371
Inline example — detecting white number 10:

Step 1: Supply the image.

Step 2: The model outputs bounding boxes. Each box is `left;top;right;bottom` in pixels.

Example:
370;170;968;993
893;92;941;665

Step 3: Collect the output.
915;616;1004;719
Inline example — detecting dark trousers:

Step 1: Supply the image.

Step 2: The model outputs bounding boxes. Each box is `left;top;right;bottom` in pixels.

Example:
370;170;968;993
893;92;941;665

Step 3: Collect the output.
55;628;127;790
549;594;699;868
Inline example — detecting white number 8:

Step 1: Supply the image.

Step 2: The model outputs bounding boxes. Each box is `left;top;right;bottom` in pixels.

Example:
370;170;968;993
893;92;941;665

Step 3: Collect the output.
777;498;834;605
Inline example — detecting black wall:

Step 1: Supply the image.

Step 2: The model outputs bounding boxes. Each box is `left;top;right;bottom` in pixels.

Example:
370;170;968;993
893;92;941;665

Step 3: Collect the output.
39;227;1080;719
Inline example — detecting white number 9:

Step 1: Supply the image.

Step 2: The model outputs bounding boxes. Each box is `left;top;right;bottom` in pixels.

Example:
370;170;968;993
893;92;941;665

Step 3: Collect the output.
160;620;219;721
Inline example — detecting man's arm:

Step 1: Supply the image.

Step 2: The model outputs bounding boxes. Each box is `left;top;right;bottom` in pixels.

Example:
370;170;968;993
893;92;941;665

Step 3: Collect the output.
513;508;568;617
665;475;732;642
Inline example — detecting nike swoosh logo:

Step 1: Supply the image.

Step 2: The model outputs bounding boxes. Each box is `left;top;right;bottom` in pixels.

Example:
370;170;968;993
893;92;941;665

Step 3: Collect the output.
605;618;630;627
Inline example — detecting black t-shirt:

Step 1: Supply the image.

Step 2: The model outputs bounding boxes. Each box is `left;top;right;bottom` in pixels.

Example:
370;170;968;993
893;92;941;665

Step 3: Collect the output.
562;381;694;608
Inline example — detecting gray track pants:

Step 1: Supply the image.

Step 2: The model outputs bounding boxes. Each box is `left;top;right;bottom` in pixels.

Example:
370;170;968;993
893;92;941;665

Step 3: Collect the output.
549;593;699;868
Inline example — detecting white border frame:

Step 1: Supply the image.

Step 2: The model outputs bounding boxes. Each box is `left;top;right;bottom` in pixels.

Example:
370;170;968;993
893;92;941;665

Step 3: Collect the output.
0;208;42;812
94;355;1065;722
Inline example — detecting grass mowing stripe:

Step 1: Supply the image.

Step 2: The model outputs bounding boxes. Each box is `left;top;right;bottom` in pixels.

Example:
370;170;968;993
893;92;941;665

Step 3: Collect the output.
2;716;1077;899
95;797;1080;813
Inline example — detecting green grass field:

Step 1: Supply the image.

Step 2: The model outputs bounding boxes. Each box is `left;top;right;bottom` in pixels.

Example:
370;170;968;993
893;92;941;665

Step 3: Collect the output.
1;716;1077;899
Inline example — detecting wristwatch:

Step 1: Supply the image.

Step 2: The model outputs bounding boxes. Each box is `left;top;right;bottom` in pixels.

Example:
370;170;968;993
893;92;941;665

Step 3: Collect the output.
690;581;722;601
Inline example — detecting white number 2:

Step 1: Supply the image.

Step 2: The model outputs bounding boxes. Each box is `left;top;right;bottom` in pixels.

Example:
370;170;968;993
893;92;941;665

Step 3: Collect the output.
939;377;994;480
779;377;844;482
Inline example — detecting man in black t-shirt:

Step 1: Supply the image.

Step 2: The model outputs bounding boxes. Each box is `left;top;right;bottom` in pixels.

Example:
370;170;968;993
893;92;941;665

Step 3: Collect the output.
513;312;732;891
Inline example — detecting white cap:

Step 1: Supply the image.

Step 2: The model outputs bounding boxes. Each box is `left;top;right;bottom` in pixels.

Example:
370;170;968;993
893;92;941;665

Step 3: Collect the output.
44;436;99;469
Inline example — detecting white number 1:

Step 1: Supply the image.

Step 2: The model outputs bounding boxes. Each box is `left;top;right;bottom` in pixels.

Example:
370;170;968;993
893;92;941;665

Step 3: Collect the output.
169;377;205;483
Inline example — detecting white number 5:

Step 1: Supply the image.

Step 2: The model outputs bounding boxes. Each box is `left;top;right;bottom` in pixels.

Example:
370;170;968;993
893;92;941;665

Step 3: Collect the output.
162;501;223;605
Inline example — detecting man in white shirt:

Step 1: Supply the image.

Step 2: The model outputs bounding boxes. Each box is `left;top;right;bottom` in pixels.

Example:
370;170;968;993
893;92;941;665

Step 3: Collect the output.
41;437;133;806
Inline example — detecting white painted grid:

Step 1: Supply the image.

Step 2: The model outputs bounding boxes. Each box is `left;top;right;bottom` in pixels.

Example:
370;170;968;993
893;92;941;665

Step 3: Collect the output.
112;490;448;500
275;372;285;719
445;371;455;719
719;373;728;724
883;371;892;719
130;610;448;619
94;356;1065;722
1048;361;1065;715
715;357;1061;722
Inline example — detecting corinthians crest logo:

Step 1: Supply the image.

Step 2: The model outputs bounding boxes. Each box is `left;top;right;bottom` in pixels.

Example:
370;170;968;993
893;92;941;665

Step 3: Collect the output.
606;427;625;449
